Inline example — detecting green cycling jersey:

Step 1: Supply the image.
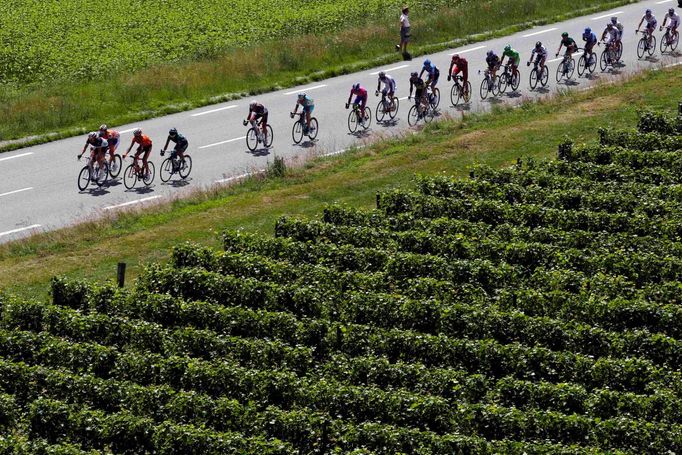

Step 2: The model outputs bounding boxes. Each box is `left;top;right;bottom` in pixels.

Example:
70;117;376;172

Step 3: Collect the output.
502;48;520;64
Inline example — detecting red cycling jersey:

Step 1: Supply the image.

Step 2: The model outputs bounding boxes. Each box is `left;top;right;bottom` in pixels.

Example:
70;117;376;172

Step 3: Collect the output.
101;129;120;140
350;87;368;97
131;135;152;148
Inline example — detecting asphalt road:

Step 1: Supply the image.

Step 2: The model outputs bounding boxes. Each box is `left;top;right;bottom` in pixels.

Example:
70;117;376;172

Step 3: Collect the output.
1;0;679;243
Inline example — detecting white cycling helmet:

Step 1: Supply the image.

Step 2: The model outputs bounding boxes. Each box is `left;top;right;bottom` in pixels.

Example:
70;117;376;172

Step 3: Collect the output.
87;131;98;139
249;100;258;108
133;128;142;136
99;124;107;131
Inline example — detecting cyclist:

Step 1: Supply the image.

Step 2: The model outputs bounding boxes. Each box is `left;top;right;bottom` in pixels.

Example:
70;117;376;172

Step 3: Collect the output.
419;59;440;100
527;41;548;71
346;83;369;123
637;9;658;48
661;8;680;43
601;23;620;62
448;54;469;95
161;128;188;163
78;132;108;176
486;50;501;79
500;44;521;76
243;100;268;141
610;16;624;43
582;27;598;66
556;32;578;58
376;71;397;109
291;93;314;134
123;128;153;178
408;71;427;115
98;124;120;168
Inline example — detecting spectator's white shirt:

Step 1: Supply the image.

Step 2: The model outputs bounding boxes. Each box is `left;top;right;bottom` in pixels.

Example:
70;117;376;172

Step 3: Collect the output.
400;13;410;28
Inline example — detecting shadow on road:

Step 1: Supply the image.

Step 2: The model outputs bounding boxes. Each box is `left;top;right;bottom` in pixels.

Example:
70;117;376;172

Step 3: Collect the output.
167;179;192;188
127;186;155;195
377;119;400;127
246;147;271;157
294;140;317;148
504;92;522;99
453;104;471;111
80;187;111;196
532;87;550;94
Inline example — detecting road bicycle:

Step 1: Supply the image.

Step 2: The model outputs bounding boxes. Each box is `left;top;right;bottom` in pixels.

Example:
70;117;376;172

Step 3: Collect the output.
598;41;619;71
159;149;192;183
660;26;679;54
375;91;399;123
479;69;500;100
636;30;657;58
577;47;597;76
425;85;440;109
107;153;122;179
346;101;372;133
528;60;549;90
77;149;109;191
449;75;472;106
290;112;319;144
555;52;575;82
123;155;155;189
407;95;434;126
245;118;274;151
497;63;520;93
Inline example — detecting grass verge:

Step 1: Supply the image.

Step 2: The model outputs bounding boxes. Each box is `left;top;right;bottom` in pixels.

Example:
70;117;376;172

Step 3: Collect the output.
1;66;680;300
0;0;638;151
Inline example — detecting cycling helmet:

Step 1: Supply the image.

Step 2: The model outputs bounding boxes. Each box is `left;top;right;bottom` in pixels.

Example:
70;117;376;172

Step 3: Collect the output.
646;9;652;15
249;100;257;109
423;59;431;67
297;93;305;99
584;27;591;34
611;17;618;24
504;44;511;51
535;41;542;48
452;54;460;60
99;124;107;131
561;32;569;37
352;83;361;91
88;131;98;139
607;23;613;29
487;50;494;56
670;8;675;15
133;128;142;136
410;71;418;78
378;71;386;78
169;128;177;136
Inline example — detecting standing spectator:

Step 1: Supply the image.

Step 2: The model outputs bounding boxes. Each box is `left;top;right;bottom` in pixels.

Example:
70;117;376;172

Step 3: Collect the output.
396;6;411;60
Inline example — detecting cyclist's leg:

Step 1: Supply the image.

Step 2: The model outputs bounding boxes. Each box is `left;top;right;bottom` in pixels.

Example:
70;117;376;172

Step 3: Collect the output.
142;147;151;175
261;112;268;137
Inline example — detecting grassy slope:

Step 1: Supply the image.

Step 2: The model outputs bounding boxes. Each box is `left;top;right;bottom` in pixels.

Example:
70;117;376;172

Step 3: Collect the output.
0;0;636;147
1;67;679;300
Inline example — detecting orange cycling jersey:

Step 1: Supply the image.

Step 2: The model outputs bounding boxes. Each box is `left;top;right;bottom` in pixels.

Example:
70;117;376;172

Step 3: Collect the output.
131;135;152;148
102;129;120;140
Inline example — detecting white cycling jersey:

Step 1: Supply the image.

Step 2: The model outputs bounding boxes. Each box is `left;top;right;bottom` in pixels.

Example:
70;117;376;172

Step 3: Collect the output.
531;46;547;59
665;13;681;28
643;14;658;27
604;27;619;42
380;75;397;92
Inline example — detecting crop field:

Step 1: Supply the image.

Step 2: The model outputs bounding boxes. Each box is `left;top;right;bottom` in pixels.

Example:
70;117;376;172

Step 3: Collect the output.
0;110;681;452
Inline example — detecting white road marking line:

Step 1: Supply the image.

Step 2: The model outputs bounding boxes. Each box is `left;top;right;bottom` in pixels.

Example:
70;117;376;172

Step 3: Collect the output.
523;27;558;38
657;0;673;4
399;96;409;100
370;64;409;75
0;187;33;198
547;57;564;63
653;61;682;70
450;45;486;56
0;224;41;238
591;11;622;21
119;128;137;134
104;195;162;210
190;105;238;117
0;152;33;162
198;136;246;149
214;172;253;184
284;84;327;95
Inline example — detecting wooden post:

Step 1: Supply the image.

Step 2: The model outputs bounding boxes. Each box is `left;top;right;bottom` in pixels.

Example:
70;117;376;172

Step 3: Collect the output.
117;262;126;288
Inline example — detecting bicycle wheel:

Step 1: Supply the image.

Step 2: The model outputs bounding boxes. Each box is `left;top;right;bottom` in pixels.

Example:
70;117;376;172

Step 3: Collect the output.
637;37;646;58
430;88;440;109
566;59;575;79
511;70;520;91
77;166;91;191
556;62;564;82
347;110;359;133
95;162;108;187
450;84;460;106
143;161;155;186
423;106;434;123
376;100;387;123
123;164;137;189
292;121;303;144
407;105;420;126
160;158;174;182
661;33;669;54
600;50;608;71
361;107;372;130
540;66;549;87
179;155;192;179
648;35;657;56
498;74;508;93
492;76;502;96
672;32;679;51
264;125;274;148
529;68;538;90
616;42;623;60
389;97;399;119
577;55;586;76
308;118;319;140
480;78;489;100
246;128;258;151
109;154;122;178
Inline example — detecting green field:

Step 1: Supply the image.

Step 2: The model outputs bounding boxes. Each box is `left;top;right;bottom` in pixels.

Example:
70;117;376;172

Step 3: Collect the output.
1;104;682;453
0;0;634;144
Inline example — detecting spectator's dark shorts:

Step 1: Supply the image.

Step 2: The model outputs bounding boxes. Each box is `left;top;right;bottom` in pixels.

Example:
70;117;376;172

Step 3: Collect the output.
401;26;411;42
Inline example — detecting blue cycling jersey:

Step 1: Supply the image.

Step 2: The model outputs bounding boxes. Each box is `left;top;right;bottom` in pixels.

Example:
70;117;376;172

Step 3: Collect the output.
583;32;597;44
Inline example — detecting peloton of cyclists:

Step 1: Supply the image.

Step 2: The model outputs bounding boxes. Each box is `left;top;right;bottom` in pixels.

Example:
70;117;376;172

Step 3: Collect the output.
376;71;397;109
448;54;469;95
346;83;369;123
291;93;315;134
582;27;598;66
527;41;548;71
637;9;658;49
244;100;269;142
